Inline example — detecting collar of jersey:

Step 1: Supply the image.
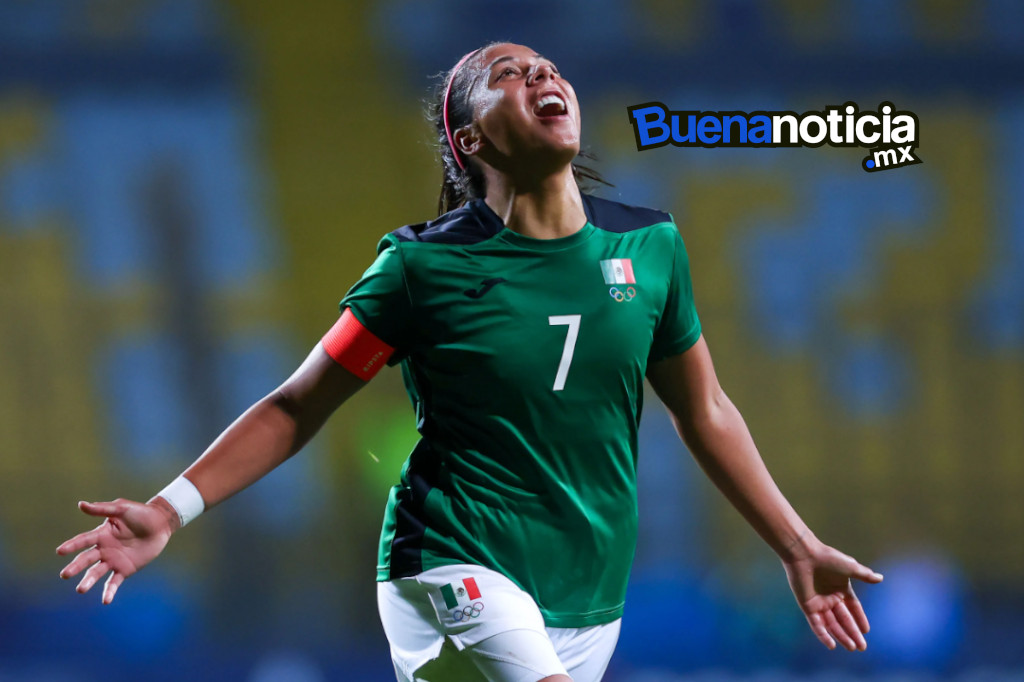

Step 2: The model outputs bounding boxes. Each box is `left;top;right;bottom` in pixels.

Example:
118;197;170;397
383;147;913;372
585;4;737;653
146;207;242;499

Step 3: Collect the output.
470;199;596;252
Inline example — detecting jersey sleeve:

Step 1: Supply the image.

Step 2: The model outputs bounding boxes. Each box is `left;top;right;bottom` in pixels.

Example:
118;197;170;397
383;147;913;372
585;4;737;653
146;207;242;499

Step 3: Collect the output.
649;222;702;361
338;235;414;364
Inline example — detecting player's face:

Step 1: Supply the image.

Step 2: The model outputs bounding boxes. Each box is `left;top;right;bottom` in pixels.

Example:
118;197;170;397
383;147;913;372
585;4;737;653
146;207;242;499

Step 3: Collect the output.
462;43;581;171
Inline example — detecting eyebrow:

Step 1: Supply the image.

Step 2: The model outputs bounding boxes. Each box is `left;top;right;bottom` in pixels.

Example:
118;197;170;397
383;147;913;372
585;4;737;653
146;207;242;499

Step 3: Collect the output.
487;53;546;70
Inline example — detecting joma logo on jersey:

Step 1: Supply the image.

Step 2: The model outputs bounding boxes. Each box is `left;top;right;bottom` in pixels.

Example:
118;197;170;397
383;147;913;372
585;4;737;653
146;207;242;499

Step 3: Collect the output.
464;277;507;299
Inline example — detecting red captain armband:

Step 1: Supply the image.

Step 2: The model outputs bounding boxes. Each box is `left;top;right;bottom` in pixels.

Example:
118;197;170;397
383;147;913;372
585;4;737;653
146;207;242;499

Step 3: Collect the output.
321;308;395;380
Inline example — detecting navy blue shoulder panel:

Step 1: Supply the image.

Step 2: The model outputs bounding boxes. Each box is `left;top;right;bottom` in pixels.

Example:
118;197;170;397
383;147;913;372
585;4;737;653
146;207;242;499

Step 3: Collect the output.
388;194;670;244
389;200;505;245
582;194;671;233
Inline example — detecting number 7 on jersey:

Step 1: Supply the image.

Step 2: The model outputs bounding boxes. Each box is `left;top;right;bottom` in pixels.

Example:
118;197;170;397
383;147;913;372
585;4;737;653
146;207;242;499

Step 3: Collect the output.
548;314;581;391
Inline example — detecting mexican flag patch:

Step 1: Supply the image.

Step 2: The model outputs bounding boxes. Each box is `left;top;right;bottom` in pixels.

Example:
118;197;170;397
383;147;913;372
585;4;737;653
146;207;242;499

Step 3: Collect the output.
440;577;482;609
600;258;636;284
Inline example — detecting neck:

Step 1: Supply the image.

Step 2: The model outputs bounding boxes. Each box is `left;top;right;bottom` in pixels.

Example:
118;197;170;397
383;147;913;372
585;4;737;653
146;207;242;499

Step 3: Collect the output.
483;166;586;240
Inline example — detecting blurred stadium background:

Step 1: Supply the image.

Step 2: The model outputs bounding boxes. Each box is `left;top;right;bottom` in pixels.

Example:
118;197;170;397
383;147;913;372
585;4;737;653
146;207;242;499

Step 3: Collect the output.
1;0;1022;680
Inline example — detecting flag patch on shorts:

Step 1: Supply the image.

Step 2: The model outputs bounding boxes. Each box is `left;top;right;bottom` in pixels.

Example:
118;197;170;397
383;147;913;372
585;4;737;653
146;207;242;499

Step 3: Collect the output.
441;577;481;609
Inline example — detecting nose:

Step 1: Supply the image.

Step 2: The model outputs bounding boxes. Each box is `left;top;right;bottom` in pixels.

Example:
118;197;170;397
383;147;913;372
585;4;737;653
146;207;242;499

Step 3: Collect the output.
527;63;557;86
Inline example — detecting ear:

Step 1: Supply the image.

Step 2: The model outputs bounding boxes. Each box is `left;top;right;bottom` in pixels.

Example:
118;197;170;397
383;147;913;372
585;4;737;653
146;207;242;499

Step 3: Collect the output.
454;124;484;159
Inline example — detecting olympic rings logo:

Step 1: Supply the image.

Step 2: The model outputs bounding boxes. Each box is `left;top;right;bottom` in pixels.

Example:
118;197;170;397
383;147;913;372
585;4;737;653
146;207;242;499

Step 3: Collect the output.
609;286;636;302
451;601;485;622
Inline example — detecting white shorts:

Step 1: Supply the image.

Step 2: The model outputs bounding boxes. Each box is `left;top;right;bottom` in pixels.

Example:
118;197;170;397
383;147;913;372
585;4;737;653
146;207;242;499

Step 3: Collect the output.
377;564;621;682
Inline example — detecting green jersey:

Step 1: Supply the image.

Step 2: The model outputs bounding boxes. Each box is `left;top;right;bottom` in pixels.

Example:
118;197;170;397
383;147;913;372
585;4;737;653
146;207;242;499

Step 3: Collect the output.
341;194;701;627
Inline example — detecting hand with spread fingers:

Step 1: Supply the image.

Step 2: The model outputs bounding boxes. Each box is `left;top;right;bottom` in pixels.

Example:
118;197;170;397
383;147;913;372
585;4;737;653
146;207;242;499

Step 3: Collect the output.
783;540;884;651
56;498;177;604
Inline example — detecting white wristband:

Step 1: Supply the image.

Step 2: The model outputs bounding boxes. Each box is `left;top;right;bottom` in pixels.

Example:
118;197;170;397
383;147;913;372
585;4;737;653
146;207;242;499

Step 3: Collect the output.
157;476;205;527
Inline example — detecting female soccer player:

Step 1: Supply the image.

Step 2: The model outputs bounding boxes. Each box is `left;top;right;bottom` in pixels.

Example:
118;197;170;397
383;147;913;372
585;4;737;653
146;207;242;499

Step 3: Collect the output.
57;42;883;682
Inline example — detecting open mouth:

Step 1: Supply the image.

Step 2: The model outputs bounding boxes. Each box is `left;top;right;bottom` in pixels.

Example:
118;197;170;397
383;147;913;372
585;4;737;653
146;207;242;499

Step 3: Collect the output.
533;93;568;118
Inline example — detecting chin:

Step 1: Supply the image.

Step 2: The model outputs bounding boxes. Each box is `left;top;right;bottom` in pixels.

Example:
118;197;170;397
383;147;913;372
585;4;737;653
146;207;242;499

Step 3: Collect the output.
536;132;580;158
556;140;582;163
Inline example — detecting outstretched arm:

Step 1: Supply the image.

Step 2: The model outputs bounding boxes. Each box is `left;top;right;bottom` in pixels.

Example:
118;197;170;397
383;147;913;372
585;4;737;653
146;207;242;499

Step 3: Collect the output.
646;335;883;652
57;340;366;604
